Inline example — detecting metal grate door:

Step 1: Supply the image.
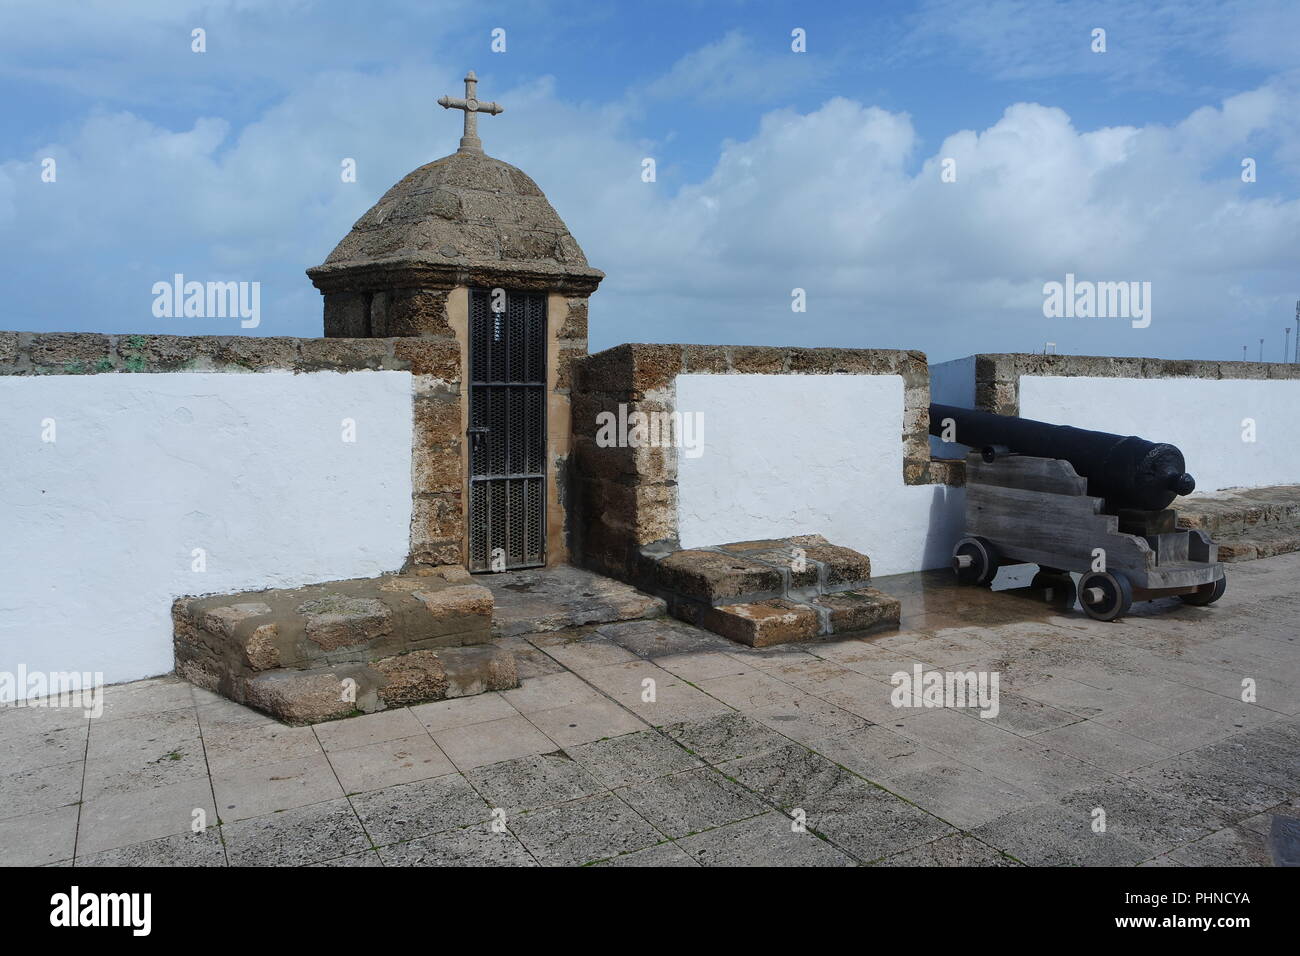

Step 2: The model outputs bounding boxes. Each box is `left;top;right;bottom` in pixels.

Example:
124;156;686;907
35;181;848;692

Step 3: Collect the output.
467;288;547;571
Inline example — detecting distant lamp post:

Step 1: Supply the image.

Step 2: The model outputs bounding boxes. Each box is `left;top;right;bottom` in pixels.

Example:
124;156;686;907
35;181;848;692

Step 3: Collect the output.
1242;345;1248;361
1260;338;1265;362
1294;300;1299;363
1287;328;1292;365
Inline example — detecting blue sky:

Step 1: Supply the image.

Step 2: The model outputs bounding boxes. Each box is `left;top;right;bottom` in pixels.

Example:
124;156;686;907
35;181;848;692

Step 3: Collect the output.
2;0;1298;362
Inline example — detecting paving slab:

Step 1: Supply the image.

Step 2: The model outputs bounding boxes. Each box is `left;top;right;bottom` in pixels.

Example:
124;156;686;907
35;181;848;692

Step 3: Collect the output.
201;719;323;773
509;792;664;866
1167;826;1274;866
568;730;704;789
591;841;699;867
482;565;666;638
431;715;556;770
223;798;370;866
663;712;791;764
750;694;872;746
212;751;343;821
616;767;768;838
501;671;603;714
676;811;855;867
77;777;217;856
1052;778;1225;855
349;772;491;846
1126;753;1288;824
969;802;1152;867
1031;720;1175;773
327;734;456;793
605;678;733;727
409;692;518;733
592;618;734;659
874;833;1020;867
0;725;89;775
884;762;1039;829
76;828;226;867
310;849;383;866
378;824;538;866
313;707;428;752
465;750;605;814
0;804;79;866
813;726;963;782
0;759;83;821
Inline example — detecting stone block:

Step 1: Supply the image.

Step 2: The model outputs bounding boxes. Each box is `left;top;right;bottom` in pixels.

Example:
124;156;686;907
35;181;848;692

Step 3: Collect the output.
296;337;386;370
729;346;787;375
559;297;589;338
373;649;449;706
383;288;451;337
813;588;901;635
393;339;460;380
655;550;783;603
242;666;371;724
0;331;17;367
787;535;872;586
323;292;368;337
298;595;393;651
697;599;819;648
30;333;112;372
213;337;300;370
411;493;464;544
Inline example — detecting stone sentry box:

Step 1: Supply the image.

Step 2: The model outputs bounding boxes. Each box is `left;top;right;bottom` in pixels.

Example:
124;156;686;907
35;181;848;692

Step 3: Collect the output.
307;147;603;570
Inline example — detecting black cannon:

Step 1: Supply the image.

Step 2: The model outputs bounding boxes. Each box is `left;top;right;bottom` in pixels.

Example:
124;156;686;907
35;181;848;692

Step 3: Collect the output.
931;403;1225;621
930;403;1195;511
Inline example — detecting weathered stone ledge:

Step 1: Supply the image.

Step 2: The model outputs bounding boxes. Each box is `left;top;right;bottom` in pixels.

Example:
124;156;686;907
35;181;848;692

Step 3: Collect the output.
972;353;1300;417
0;330;459;378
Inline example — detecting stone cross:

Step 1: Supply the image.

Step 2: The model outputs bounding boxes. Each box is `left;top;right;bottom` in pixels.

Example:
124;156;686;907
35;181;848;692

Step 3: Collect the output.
437;70;504;154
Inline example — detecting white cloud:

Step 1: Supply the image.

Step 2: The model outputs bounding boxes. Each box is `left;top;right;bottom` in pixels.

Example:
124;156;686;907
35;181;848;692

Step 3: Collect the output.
2;47;1298;360
645;30;830;105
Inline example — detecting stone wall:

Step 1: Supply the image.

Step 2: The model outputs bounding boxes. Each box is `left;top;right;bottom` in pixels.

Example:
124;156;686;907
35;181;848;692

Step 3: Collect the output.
570;343;942;581
967;353;1300;416
0;330;460;569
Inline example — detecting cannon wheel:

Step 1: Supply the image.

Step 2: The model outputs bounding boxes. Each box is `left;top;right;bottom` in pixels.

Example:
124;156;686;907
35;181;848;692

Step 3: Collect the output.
1031;569;1077;609
1180;576;1227;607
952;536;999;586
1078;570;1134;622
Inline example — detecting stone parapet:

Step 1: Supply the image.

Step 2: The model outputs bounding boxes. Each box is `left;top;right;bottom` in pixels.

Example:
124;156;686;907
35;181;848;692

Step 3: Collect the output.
571;343;936;581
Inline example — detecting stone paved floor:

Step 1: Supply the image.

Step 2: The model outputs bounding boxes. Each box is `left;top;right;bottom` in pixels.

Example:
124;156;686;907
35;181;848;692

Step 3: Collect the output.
3;553;1298;867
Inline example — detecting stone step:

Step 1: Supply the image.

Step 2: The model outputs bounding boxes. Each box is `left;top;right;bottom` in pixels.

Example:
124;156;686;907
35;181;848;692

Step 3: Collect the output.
174;565;515;722
650;535;873;606
1177;486;1300;535
1177;486;1300;562
810;587;902;635
1213;527;1300;563
643;535;898;648
238;645;517;725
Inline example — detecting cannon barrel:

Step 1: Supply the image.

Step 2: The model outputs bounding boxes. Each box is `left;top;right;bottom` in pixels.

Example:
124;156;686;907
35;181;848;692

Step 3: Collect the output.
930;403;1196;511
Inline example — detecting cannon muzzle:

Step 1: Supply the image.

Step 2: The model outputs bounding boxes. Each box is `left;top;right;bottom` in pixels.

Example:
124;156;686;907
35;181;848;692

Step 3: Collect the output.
930;403;1195;511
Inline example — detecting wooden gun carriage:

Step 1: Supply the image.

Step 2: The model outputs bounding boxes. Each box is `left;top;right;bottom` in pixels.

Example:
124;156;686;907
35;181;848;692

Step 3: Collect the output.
932;404;1226;622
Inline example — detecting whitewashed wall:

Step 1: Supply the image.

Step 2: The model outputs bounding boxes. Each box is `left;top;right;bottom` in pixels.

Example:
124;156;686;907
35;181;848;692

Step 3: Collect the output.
674;374;964;576
0;371;413;697
1020;376;1300;492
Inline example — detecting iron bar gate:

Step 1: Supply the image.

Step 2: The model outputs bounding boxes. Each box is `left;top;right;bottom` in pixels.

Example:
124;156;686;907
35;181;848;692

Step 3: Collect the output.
467;288;547;571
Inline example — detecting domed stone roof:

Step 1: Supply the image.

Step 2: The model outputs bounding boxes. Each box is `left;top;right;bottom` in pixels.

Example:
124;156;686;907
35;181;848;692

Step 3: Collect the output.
309;149;603;293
